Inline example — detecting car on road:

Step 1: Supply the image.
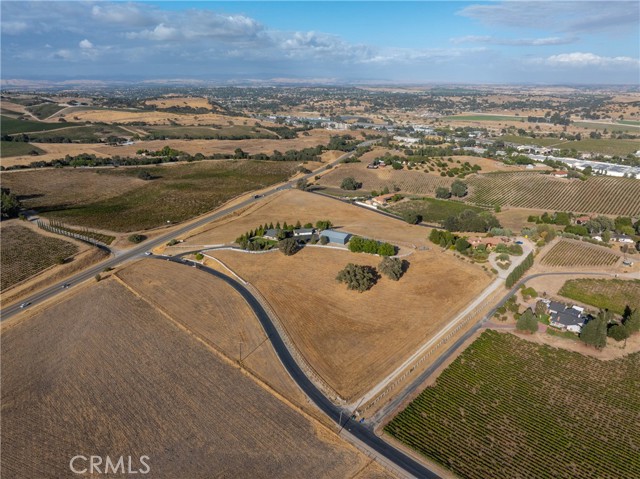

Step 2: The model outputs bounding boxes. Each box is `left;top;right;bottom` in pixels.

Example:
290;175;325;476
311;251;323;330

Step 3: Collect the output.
19;302;31;309
253;194;263;199
61;283;71;289
144;251;153;256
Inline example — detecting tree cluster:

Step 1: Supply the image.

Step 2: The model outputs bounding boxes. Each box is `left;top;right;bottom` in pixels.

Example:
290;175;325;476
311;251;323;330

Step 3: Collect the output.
443;210;501;233
348;236;396;256
505;252;534;288
516;309;539;333
336;263;378;292
340;176;362;190
0;187;22;219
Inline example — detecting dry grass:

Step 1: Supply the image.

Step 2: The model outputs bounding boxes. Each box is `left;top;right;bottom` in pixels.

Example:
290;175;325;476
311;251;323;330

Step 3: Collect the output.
1;168;142;208
211;247;490;400
62;108;252;126
1;278;374;479
318;162;455;195
2;129;338;167
115;259;309;406
144;97;212;109
495;207;547;231
185;188;433;248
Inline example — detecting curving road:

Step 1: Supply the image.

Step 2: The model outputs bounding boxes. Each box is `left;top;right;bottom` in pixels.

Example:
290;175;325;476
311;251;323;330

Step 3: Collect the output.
157;256;439;479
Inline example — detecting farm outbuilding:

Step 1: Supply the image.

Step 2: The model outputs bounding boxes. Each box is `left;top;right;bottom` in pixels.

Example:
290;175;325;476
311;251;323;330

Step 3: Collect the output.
319;229;351;245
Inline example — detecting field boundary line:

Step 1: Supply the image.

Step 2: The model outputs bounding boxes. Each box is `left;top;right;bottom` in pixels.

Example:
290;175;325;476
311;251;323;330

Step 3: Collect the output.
110;273;341;435
244;281;345;404
201;253;344;402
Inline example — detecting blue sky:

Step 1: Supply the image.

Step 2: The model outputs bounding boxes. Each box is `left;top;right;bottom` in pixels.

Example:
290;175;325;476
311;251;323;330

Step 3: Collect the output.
1;1;639;84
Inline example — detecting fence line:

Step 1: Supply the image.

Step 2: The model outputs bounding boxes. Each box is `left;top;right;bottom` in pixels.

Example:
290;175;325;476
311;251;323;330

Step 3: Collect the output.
36;219;110;249
362;290;501;412
204;254;345;404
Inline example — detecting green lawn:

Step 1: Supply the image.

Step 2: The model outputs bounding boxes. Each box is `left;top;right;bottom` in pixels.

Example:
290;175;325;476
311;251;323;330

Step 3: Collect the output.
385;330;640;479
385;197;486;224
1;115;79;135
1;141;45;158
558;278;640;315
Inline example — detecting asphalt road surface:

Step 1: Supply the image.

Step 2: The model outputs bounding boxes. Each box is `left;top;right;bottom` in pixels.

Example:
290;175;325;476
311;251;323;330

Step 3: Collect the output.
370;270;612;423
157;256;440;479
0;144;371;322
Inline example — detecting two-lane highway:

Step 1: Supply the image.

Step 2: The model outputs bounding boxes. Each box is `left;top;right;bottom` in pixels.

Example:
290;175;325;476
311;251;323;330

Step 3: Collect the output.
0;144;369;321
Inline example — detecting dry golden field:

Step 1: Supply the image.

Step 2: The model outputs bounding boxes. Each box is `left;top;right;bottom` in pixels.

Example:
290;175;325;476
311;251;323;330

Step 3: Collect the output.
58;107;255;126
211;247;490;400
318;162;455;195
115;259;309;407
144;96;212;109
2;128;340;167
185;188;433;248
1;278;381;479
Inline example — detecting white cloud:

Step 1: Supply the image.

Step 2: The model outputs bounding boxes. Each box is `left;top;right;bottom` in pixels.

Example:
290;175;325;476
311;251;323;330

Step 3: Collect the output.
536;52;640;68
458;1;639;33
51;49;73;60
127;23;179;41
2;21;28;35
451;35;576;46
79;39;93;49
91;4;159;27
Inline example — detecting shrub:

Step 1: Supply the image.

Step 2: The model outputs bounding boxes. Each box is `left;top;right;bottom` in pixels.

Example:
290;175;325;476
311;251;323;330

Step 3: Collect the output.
379;257;405;281
195;253;204;260
128;234;147;243
402;211;422;225
319;235;329;245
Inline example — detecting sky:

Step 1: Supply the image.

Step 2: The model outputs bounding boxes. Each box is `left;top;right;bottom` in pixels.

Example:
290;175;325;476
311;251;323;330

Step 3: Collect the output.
1;1;639;84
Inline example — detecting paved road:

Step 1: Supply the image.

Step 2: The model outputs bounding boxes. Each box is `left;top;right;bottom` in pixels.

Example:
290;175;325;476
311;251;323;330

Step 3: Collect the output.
157;256;440;479
370;270;612;424
0;144;371;322
307;189;445;230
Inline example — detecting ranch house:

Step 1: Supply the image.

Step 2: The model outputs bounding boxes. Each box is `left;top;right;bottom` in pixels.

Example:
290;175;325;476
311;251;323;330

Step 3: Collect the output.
542;300;587;333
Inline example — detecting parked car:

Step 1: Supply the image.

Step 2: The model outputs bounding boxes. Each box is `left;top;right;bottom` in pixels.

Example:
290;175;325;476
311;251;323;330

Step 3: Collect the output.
515;240;524;244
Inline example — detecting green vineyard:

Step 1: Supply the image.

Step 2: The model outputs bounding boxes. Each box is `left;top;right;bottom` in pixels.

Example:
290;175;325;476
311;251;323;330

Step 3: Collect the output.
385;330;640;479
466;172;640;216
541;240;620;268
1;224;78;291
